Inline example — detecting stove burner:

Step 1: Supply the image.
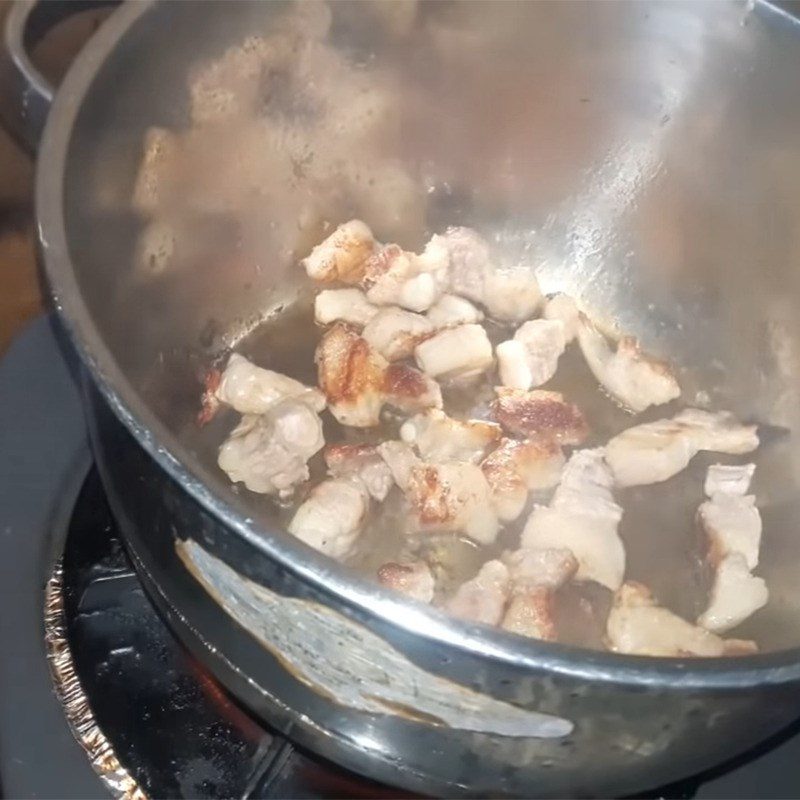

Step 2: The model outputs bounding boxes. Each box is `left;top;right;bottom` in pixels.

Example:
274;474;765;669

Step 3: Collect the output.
56;468;416;800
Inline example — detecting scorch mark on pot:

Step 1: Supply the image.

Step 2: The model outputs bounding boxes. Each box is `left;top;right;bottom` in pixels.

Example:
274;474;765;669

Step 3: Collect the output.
177;539;573;739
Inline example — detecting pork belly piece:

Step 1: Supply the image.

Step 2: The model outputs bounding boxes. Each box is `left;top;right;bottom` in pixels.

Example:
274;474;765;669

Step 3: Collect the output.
445;560;511;626
218;400;324;497
522;449;625;591
316;323;441;427
700;486;762;570
577;315;680;412
363;243;448;313
302;219;377;284
414;324;493;383
324;443;395;501
288;478;370;560
606;581;757;657
697;462;767;633
437;227;542;322
362;307;434;361
314;288;379;327
201;352;325;424
400;409;502;464
543;293;580;343
377;560;435;603
490;388;589;445
376;440;421;491
605;409;759;488
481;438;565;522
425;294;484;328
697;553;768;634
406;462;500;545
500;548;578;641
496;319;566;390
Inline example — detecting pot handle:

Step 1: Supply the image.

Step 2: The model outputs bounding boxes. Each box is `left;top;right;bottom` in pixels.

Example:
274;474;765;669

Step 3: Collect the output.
0;0;116;153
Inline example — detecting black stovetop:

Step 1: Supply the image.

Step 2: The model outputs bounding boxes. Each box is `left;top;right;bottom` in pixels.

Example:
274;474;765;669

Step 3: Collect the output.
2;315;800;799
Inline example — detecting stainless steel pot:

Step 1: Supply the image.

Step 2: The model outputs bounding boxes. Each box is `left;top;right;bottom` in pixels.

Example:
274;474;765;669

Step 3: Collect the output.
7;1;800;796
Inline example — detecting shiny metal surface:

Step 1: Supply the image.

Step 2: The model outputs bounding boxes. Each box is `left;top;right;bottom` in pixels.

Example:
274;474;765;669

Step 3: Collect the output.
22;0;800;794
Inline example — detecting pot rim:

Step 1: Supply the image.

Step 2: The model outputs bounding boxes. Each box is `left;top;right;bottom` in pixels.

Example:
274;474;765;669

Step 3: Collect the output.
36;0;800;690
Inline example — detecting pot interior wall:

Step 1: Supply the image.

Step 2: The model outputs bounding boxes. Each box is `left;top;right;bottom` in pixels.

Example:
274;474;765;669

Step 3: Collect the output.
59;0;800;651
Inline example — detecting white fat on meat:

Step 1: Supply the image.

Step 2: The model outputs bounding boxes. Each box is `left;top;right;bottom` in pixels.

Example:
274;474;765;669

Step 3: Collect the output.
698;553;768;634
500;548;578;641
490;388;589;445
302;219;376;284
497;319;566;390
414;324;493;383
704;463;756;498
522;449;625;591
605;409;759;488
288;478;370;560
314;288;379;328
481;438;565;522
437;227;542;322
362;307;434;361
218;400;324;496
377;560;435;603
324;443;395;501
445;560;510;626
577;316;681;413
606;581;757;657
406;462;500;545
316;323;442;427
425;294;484;328
208;353;325;419
400;409;501;464
543;294;580;343
376;440;421;491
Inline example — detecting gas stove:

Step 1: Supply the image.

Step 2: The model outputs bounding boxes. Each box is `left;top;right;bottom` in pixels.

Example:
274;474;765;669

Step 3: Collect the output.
2;315;800;799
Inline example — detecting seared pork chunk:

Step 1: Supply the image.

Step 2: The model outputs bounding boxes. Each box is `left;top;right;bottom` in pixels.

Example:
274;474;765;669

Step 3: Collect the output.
302;219;376;284
362;307;434;361
316;323;441;427
481;438;565;522
288;478;370;560
497;319;566;390
445;560;510;626
202;352;325;424
414;324;494;384
577;316;680;412
605;409;759;488
491;388;589;445
400;409;501;464
543;294;580;342
606;582;757;657
314;288;379;327
406;462;499;545
218;400;324;496
377;560;435;603
324;443;395;501
522;449;625;591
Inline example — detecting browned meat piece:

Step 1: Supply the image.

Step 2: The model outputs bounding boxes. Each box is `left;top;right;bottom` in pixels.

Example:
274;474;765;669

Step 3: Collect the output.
606;581;758;657
302;220;377;284
324;443;395;501
316;323;442;427
481;438;565;522
406;462;499;545
377;560;435;603
491;388;589;444
445;560;510;626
